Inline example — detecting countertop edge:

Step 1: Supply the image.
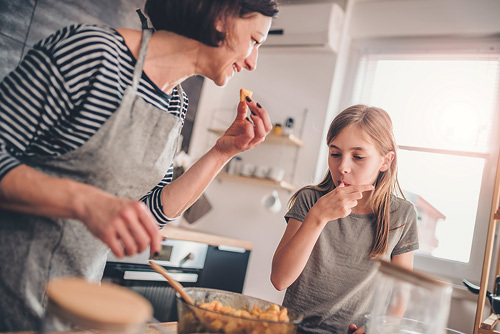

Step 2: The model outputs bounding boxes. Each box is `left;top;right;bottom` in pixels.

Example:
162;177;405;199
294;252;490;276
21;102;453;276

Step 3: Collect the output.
160;225;253;251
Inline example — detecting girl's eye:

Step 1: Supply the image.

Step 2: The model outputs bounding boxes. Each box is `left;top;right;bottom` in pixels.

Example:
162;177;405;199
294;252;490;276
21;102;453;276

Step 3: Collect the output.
354;155;365;160
330;153;341;158
252;38;261;47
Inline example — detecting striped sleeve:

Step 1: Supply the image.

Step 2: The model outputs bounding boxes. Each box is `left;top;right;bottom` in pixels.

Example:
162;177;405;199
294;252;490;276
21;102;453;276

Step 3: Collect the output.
139;163;180;225
0;41;73;180
0;24;189;226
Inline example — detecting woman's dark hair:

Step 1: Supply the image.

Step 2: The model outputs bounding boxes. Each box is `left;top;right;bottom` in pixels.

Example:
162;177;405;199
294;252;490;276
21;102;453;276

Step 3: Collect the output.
145;0;279;47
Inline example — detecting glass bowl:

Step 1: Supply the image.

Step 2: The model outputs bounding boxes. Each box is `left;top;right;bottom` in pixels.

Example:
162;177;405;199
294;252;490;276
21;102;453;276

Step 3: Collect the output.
176;287;303;334
364;315;465;334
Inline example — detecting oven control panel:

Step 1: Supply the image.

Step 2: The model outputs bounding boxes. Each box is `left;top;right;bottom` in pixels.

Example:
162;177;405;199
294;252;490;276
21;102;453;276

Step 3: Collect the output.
107;239;208;270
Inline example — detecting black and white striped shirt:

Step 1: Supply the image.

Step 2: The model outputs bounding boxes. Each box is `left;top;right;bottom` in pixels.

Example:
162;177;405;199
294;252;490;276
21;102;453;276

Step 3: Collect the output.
0;24;188;225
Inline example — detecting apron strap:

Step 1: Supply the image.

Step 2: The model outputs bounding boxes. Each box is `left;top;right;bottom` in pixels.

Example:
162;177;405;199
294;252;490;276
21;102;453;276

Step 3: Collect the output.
177;83;185;113
132;9;185;110
131;28;152;91
135;8;150;31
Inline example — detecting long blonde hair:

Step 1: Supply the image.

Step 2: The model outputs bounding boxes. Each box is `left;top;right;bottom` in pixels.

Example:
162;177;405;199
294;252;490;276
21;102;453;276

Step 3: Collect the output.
289;104;402;258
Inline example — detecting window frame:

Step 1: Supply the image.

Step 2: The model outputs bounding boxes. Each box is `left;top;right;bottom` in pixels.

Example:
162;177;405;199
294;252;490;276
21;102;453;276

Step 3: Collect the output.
340;36;500;285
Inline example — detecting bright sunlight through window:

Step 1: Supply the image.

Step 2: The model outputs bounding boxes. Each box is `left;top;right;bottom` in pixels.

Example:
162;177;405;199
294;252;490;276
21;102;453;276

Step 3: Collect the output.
352;53;500;264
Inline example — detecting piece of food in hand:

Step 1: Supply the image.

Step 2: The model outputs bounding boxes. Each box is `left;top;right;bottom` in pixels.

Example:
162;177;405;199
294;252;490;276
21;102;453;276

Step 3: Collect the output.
240;88;253;102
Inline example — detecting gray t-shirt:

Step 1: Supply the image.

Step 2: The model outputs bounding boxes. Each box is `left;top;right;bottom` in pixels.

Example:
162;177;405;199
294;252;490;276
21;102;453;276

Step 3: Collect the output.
282;188;419;334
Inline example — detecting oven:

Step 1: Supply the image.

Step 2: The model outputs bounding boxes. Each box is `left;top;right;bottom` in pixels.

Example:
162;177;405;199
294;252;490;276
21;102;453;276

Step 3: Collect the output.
102;238;250;322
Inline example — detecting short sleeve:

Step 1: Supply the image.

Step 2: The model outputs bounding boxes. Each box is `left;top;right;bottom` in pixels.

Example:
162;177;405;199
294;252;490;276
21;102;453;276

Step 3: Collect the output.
392;202;419;256
284;188;321;223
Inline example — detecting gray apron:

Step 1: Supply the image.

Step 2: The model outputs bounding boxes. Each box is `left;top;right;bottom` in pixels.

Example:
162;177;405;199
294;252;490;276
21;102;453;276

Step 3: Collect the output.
0;28;183;331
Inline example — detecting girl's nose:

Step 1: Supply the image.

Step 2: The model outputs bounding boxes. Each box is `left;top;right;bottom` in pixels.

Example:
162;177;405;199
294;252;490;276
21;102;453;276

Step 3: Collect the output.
244;48;258;71
338;159;351;174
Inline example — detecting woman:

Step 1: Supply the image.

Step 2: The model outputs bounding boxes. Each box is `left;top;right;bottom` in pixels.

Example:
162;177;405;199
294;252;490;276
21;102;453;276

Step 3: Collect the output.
0;0;278;331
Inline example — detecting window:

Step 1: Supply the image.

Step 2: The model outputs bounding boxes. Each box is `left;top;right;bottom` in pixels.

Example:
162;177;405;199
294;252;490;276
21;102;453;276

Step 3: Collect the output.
346;38;500;283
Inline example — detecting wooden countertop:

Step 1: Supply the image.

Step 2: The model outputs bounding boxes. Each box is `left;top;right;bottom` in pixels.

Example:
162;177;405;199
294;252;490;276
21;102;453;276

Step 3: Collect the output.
160;225;253;251
2;322;177;334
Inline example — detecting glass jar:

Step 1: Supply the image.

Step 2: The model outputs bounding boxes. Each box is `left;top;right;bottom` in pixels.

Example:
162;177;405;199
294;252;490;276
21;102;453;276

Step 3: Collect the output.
40;277;153;334
365;260;453;334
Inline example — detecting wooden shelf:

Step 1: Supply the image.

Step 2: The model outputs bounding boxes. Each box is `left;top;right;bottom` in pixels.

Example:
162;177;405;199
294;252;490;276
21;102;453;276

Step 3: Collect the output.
208;128;304;147
474;148;500;334
480;313;500;333
217;172;296;192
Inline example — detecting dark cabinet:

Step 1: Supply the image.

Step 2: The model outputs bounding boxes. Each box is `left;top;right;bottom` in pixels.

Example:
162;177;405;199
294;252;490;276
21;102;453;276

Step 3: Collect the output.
198;245;250;293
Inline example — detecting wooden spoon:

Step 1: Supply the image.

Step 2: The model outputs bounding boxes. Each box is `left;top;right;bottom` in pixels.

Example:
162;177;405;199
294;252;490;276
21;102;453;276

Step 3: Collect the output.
149;260;195;305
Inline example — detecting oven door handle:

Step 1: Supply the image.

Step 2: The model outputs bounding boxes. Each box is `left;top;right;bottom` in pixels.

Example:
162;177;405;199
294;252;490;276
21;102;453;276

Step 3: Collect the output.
217;245;246;253
123;271;198;283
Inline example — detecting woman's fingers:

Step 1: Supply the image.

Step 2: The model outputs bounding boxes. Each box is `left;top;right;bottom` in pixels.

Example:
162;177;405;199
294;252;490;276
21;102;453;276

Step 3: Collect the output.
95;200;161;258
115;217;138;256
244;98;272;146
246;98;272;133
136;202;162;256
119;203;151;253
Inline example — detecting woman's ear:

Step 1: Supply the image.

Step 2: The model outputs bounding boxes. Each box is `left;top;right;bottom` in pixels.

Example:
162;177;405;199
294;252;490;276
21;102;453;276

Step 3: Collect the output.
215;18;224;33
380;151;395;172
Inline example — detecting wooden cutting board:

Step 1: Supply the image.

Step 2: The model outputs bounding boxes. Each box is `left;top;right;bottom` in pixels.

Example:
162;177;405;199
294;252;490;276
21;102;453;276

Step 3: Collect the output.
0;322;177;334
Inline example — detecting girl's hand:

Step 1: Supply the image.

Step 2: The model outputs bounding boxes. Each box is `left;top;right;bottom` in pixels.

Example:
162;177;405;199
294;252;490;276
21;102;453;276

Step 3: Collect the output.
214;98;272;158
310;183;374;223
80;196;162;258
347;324;366;334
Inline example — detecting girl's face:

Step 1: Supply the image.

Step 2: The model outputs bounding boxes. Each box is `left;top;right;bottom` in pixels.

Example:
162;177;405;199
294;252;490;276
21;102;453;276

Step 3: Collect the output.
204;13;272;86
328;125;394;189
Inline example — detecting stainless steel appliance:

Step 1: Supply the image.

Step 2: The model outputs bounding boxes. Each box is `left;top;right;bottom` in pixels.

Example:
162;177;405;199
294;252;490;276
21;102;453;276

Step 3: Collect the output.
102;238;250;322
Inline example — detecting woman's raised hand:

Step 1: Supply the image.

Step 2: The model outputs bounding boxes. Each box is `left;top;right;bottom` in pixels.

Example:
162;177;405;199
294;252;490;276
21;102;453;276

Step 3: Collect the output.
310;183;374;224
214;97;272;158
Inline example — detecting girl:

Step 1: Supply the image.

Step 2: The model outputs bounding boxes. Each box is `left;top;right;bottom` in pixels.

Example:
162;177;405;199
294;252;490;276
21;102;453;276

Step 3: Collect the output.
271;105;419;334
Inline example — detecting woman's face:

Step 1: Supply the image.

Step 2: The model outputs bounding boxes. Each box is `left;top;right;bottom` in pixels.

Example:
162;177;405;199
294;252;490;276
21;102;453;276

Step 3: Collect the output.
328;125;394;188
204;13;272;86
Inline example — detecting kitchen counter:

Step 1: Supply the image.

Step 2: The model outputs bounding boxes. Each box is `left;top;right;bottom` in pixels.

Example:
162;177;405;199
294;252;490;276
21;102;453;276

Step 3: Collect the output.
161;225;253;251
2;322;178;334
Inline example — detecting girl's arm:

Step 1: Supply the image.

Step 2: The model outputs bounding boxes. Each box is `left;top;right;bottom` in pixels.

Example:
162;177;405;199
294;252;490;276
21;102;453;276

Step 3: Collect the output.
271;184;374;291
391;251;414;270
271;217;326;291
387;251;415;318
349;252;415;334
160;98;271;218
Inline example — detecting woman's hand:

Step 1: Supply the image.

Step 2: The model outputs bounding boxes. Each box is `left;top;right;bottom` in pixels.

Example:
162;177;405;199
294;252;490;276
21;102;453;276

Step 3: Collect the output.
0;165;162;259
79;195;162;258
309;183;374;224
214;97;272;158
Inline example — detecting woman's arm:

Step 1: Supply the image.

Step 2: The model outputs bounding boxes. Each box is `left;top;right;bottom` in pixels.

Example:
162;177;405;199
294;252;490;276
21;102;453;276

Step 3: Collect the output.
160;97;272;218
0;164;162;258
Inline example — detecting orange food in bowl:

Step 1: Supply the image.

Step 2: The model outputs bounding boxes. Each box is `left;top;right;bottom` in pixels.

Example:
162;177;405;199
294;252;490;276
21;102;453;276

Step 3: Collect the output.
177;288;302;334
